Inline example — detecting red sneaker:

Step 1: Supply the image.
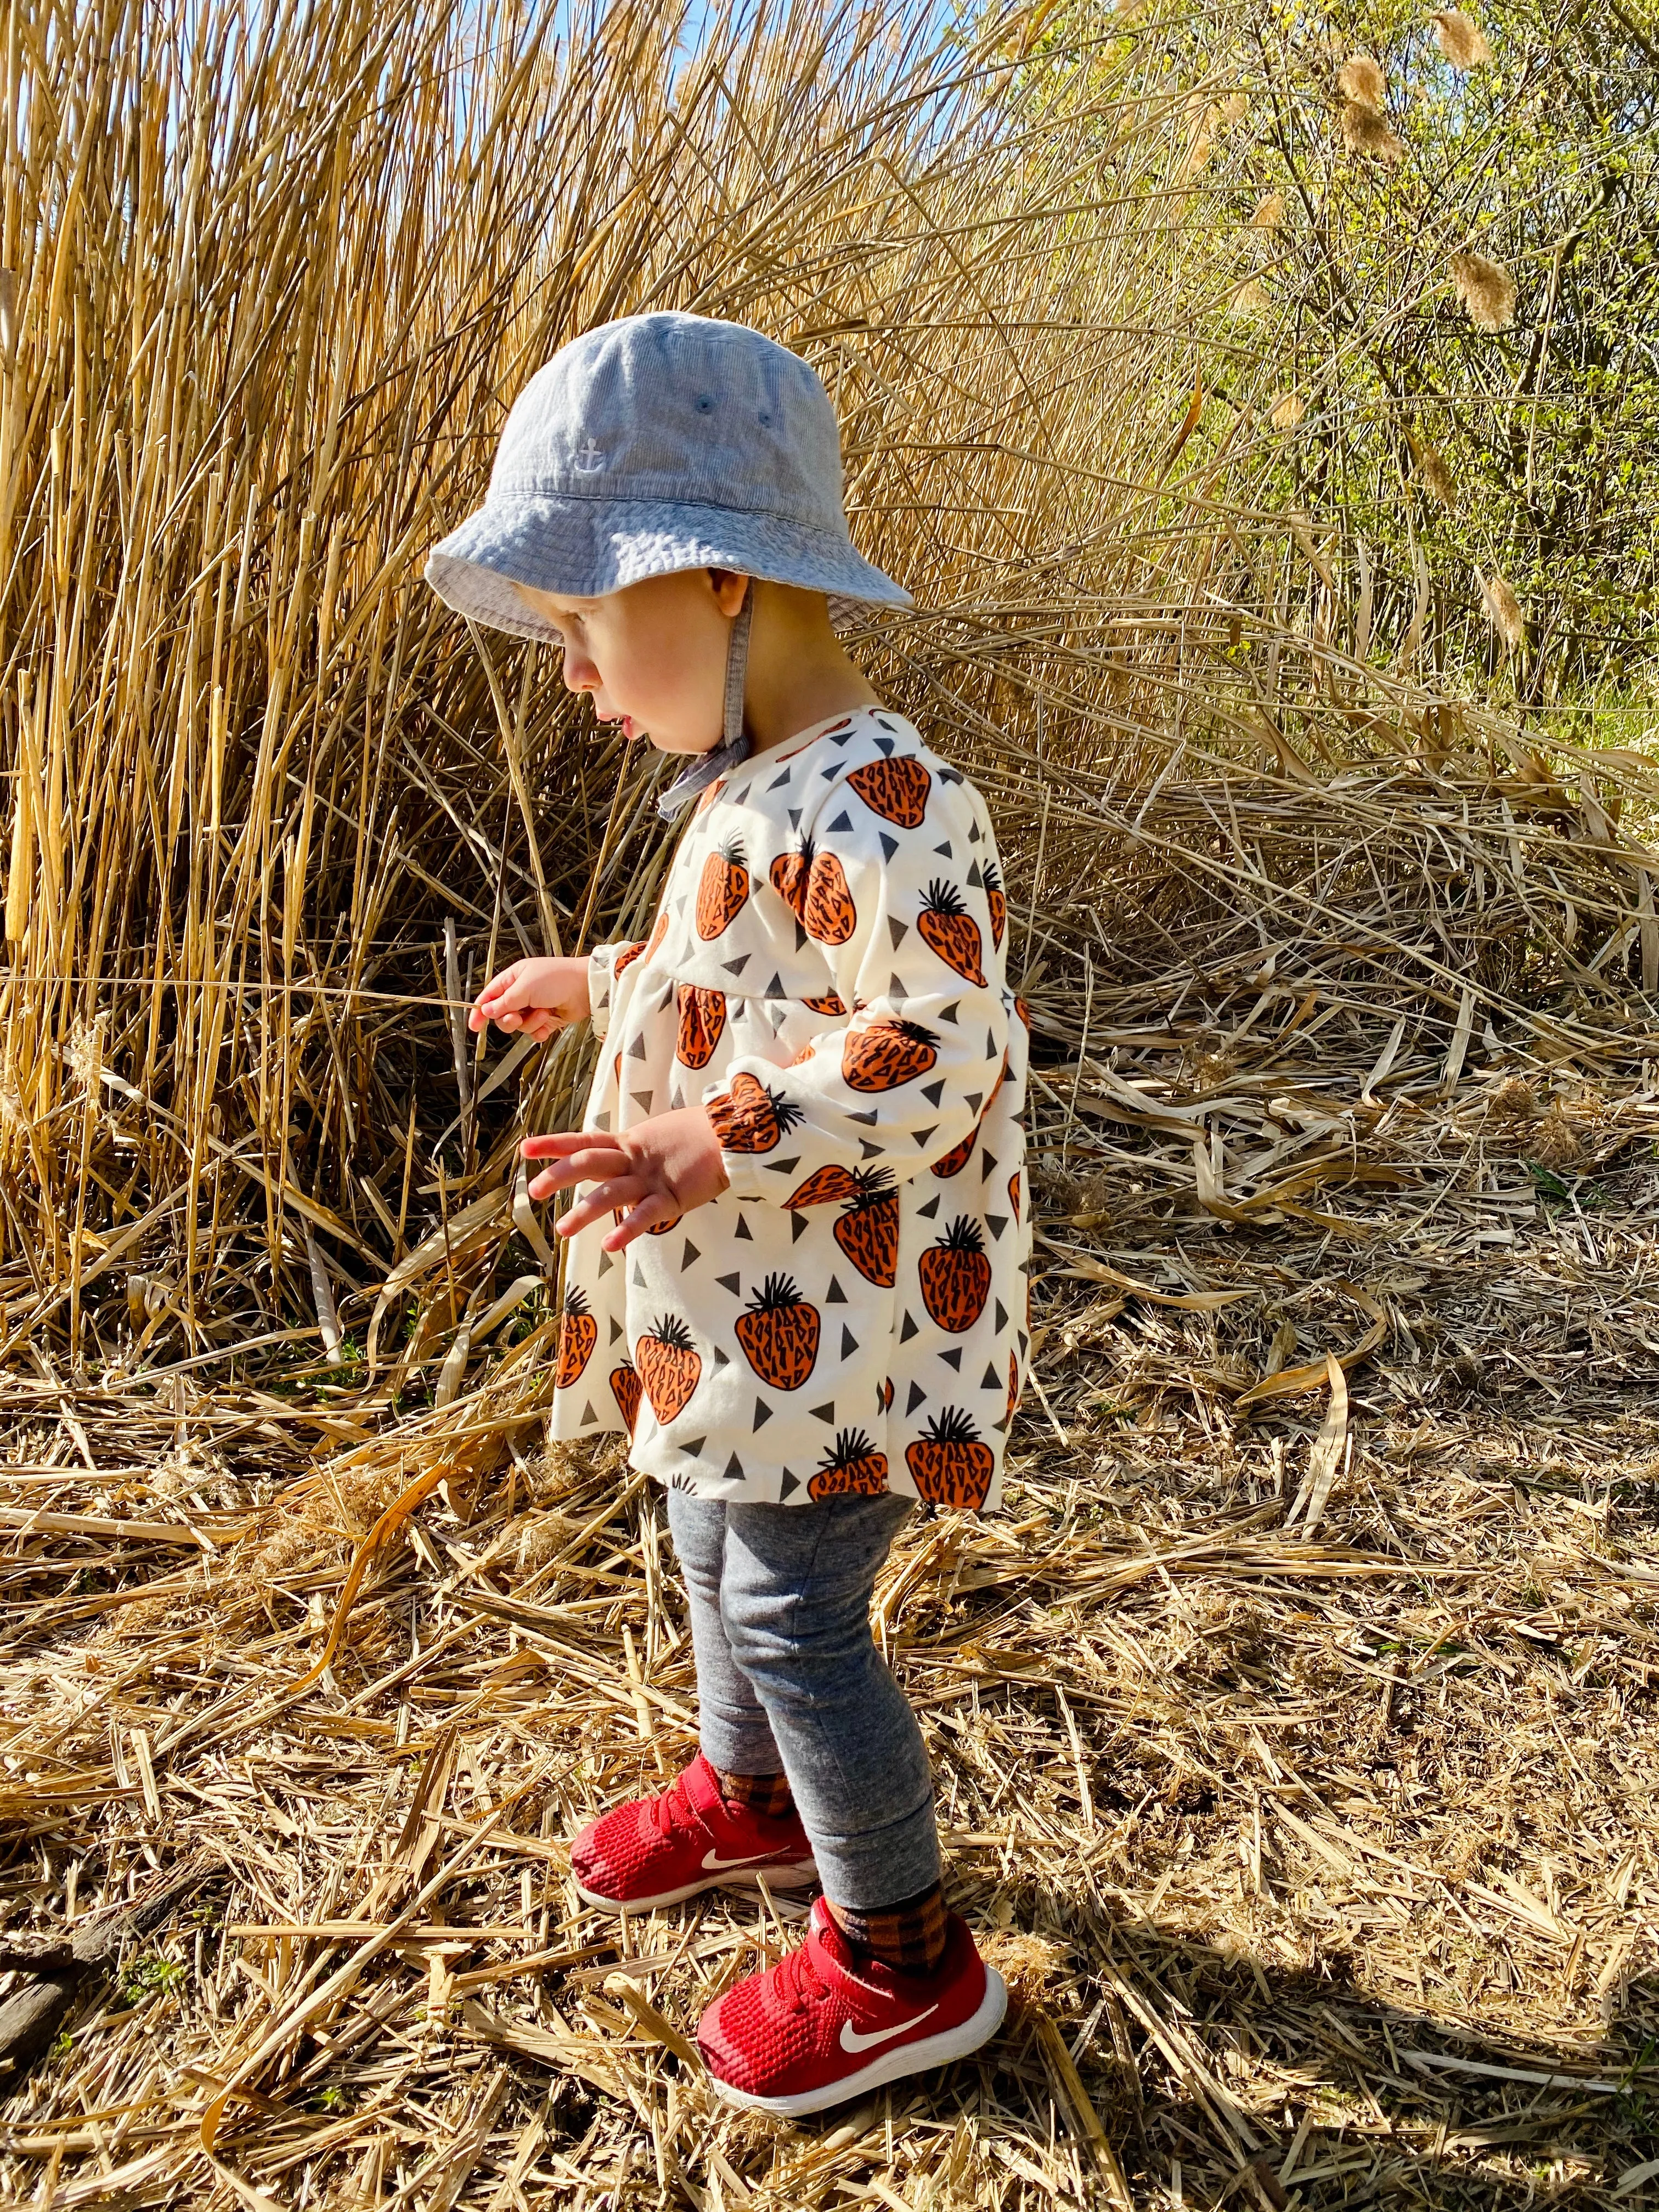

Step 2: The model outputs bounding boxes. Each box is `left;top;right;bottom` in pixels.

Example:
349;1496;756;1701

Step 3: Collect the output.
697;1895;1007;2115
569;1756;817;1915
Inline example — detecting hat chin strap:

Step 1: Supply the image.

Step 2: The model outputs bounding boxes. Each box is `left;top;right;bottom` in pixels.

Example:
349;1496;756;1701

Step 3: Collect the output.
656;578;755;819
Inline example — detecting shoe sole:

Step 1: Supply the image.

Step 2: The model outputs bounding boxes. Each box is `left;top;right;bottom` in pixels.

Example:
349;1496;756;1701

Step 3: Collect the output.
572;1858;820;1917
704;1966;1009;2117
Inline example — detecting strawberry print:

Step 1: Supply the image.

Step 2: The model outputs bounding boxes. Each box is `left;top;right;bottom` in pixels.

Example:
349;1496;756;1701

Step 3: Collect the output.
636;1317;701;1422
785;1165;862;1207
611;1362;643;1435
769;838;813;921
842;1017;938;1092
833;1168;899;1286
848;755;930;827
808;1429;889;1501
706;1071;805;1154
917;880;984;985
735;1274;821;1390
675;984;727;1068
918;1217;992;1333
930;1125;978;1180
555;1289;597;1386
983;858;1007;950
803;850;855;945
906;1409;996;1510
696;839;749;939
548;706;1028;1521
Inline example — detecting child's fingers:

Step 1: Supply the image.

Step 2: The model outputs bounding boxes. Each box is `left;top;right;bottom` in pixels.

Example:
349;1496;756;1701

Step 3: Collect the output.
527;1149;629;1203
556;1175;653;1237
521;1131;599;1159
599;1192;678;1251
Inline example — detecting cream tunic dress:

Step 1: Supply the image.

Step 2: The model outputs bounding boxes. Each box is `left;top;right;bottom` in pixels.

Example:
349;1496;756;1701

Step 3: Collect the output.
549;706;1030;1513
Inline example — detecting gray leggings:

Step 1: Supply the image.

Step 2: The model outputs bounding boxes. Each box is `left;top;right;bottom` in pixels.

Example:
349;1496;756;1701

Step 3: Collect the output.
664;1487;940;1910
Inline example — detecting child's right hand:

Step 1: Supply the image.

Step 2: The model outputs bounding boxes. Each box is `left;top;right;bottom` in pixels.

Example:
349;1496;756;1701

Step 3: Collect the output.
469;956;591;1039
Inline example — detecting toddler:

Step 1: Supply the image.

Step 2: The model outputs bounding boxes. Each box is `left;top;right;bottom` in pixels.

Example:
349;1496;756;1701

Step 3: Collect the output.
426;312;1031;2115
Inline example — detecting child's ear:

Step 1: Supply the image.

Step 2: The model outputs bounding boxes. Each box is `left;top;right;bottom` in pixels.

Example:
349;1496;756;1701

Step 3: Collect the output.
708;568;752;617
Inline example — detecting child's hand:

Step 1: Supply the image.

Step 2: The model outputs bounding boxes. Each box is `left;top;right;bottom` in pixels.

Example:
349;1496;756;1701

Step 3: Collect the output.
469;956;590;1039
523;1108;730;1250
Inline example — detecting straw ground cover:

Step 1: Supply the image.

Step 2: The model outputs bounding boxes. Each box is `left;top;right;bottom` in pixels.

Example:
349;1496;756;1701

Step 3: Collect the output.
1;0;1657;2200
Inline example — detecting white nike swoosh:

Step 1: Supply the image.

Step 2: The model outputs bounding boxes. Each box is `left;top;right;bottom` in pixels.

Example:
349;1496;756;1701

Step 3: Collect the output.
701;1848;783;1871
840;2003;939;2054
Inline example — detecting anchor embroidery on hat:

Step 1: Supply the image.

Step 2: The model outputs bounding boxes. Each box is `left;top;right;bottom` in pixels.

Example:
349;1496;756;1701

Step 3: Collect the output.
572;441;606;474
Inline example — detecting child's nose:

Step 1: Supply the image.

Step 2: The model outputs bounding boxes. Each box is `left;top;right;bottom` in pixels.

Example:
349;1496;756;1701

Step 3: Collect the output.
562;648;597;695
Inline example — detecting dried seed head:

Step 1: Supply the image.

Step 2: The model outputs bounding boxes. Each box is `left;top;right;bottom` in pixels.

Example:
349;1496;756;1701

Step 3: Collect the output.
1489;1076;1538;1120
1416;438;1457;508
1229;279;1270;319
1184;131;1214;179
1271;390;1306;429
1251;189;1285;229
1341;100;1404;162
1338;53;1387;105
1430;9;1492;66
1479;569;1526;651
1450;249;1516;329
1211;90;1249;127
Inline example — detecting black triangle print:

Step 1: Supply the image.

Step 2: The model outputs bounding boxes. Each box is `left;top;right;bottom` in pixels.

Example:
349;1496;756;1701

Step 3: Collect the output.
917;1193;941;1218
995;1300;1008;1331
840;1325;858;1358
764;973;784;997
764;1155;802;1173
670;1085;685;1109
827;811;853;834
966;859;981;885
794;921;810;950
769;768;791;790
753;1401;772;1430
788;806;803;828
597;1248;613;1276
879;832;899;861
983;1362;1002;1389
712;1345;729;1369
980;1148;996;1177
942;1346;963;1370
682;1239;701;1268
791;1211;810;1243
874;732;895;755
849;1107;879;1125
906;1379;927;1414
629;1032;648;1059
723;955;751;976
735;1215;753;1240
911;1126;936;1148
935;839;953;858
676;893;688;914
724;1452;745;1481
826;1275;847;1304
631;1261;646;1287
888;973;905;998
716;1271;742;1294
681;1437;706;1458
860;1138;884;1159
610;1316;624;1342
985;1029;997;1058
594;1109;613;1131
964;1093;981;1114
888;916;908;948
810;1401;837;1423
985;1215;1007;1239
1018;1327;1029;1352
580;1400;597;1424
921;1079;945;1106
631;1089;654;1111
780;1470;801;1499
938;1001;960;1024
967;813;980;836
900;1312;918;1342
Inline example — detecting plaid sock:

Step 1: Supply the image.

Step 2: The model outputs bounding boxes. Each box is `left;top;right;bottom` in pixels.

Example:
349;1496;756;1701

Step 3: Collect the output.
713;1767;794;1820
827;1881;949;1976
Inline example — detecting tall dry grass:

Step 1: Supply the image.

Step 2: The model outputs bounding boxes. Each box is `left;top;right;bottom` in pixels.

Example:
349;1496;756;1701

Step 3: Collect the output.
0;0;1651;1390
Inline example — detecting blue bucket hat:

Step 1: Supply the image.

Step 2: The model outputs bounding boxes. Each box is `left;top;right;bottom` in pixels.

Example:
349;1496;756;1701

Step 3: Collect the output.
424;312;910;642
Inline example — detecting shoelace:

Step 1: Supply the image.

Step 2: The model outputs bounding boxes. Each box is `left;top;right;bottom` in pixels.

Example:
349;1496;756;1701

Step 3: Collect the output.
648;1770;698;1841
772;1933;833;2015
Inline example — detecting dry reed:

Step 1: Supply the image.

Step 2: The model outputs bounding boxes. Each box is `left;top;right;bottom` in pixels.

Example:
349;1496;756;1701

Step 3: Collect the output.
1450;249;1519;331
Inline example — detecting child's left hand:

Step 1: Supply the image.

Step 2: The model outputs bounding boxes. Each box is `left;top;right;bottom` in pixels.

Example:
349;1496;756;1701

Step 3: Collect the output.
523;1108;730;1250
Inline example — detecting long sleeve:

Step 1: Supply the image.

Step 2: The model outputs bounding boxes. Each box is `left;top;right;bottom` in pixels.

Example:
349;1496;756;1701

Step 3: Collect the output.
703;759;1010;1204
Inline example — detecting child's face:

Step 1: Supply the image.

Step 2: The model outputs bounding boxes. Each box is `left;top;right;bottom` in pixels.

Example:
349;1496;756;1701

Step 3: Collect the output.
515;570;748;755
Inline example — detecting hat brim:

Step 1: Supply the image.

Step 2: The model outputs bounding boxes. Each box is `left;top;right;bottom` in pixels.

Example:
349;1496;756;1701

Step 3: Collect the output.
424;494;911;642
